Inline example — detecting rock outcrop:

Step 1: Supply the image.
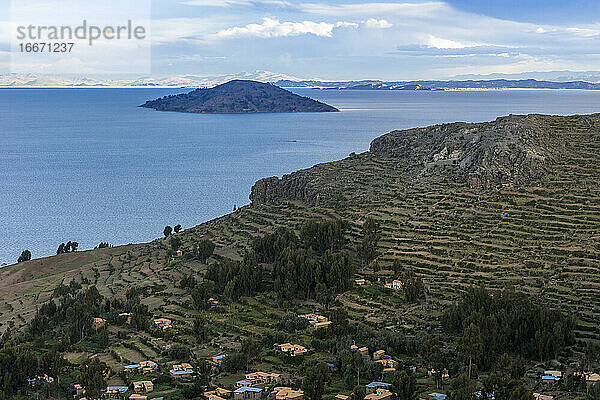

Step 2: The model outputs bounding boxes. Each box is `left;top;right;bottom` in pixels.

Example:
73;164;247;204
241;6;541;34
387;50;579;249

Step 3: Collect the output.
250;114;598;205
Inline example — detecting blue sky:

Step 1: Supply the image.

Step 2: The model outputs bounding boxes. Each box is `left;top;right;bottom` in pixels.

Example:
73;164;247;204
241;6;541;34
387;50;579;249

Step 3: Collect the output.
2;0;599;79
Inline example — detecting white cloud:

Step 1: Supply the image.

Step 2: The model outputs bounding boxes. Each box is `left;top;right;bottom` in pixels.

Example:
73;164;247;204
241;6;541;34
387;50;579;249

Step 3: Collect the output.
362;18;392;29
426;35;466;49
208;17;356;39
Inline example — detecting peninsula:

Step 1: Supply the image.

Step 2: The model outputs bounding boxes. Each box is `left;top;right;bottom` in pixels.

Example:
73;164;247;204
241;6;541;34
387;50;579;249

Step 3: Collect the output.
139;79;339;113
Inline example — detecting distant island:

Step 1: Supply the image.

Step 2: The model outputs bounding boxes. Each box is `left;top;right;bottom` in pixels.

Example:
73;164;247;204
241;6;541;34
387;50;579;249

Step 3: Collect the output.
275;78;600;90
139;80;339;113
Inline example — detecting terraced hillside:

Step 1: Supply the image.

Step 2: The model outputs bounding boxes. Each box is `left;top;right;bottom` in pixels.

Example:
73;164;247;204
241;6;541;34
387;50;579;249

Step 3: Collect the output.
1;113;598;355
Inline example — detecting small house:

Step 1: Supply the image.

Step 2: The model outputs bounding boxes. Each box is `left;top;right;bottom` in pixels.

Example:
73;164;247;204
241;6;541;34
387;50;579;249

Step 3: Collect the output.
245;372;281;385
92;317;106;329
272;387;304;400
133;381;154;393
153;318;172;330
278;343;308;356
212;354;227;365
365;382;391;395
130;395;148;400
365;389;392;400
355;279;366;286
233;386;262;400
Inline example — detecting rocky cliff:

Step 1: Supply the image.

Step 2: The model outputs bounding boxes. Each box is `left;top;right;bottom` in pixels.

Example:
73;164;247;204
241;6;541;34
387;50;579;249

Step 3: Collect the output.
250;114;598;205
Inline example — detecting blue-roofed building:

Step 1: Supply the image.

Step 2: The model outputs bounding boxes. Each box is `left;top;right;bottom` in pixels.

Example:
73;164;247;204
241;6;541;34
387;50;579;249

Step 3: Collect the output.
237;379;253;387
474;391;495;400
542;376;560;382
365;382;391;394
428;393;447;400
104;386;129;396
234;386;262;400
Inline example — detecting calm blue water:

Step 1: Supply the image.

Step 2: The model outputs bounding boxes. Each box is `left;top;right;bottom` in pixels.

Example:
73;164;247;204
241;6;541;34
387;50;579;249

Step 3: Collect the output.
1;88;599;264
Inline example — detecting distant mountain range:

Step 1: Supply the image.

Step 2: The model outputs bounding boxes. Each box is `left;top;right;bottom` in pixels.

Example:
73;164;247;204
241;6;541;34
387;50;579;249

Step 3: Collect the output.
2;70;600;90
139;80;338;114
274;79;600;90
0;70;302;88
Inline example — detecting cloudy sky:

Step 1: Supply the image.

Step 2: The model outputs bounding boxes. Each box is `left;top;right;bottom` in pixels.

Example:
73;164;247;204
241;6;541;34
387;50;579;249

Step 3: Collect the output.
2;0;600;79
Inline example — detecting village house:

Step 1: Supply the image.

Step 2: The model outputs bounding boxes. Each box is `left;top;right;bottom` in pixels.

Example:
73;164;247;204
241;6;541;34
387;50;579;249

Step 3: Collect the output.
428;393;447;400
237;380;253;388
355;278;367;286
384;280;403;291
125;360;159;374
373;350;386;361
442;368;450;380
92;317;106;329
208;297;219;307
375;358;398;372
542;370;561;383
133;381;154;393
365;389;392;400
104;386;129;398
278;343;308;356
335;395;349;400
119;312;132;324
365;382;391;395
170;363;194;377
234;386;262;400
272;387;304;400
205;387;233;399
245;372;282;385
298;314;332;329
153;318;172;330
129;394;148;400
74;384;85;396
28;374;55;386
212;354;227;365
533;393;553;400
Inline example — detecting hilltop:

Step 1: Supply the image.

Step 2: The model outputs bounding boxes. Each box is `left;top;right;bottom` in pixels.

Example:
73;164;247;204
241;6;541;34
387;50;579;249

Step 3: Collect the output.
0;114;598;399
139;80;339;113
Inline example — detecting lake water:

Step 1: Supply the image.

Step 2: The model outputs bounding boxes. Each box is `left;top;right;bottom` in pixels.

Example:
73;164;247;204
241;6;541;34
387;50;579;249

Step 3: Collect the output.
1;88;599;264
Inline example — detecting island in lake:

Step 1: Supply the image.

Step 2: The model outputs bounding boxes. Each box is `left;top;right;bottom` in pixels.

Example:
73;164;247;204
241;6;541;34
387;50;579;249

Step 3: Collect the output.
139;79;339;113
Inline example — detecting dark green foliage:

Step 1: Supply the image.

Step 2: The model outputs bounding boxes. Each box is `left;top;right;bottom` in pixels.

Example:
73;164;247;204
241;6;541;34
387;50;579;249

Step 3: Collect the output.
442;285;575;366
130;303;150;331
590;383;600;400
278;312;310;332
196;239;215;263
193;315;210;343
330;308;349;338
393;369;417;400
191;282;213;310
169;344;190;360
170;236;182;252
80;358;108;398
174;224;182;233
164;225;172;237
252;227;297;263
17;249;31;263
57;241;79;254
402;267;426;303
508;385;533;400
299;219;349;255
449;373;477;400
96;242;111;249
221;352;247;373
205;252;262;301
357;216;380;266
303;362;330;400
